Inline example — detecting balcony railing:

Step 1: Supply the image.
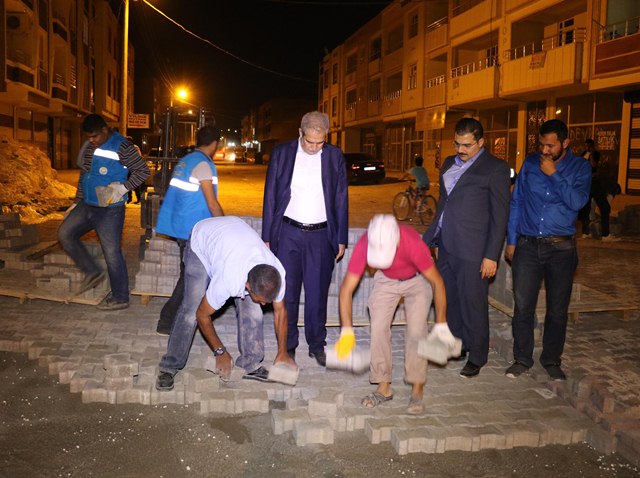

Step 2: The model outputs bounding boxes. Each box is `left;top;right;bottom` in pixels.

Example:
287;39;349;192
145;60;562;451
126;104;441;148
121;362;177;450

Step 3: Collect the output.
368;93;380;103
505;28;586;60
452;0;483;18
7;49;32;66
345;101;356;111
53;73;66;86
451;56;497;78
383;90;401;101
426;16;448;33
597;16;640;43
425;75;446;88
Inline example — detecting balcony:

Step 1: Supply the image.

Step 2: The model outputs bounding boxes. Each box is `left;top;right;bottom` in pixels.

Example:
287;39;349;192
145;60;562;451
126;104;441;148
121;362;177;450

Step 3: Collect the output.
593;17;640;85
448;58;497;106
424;75;446;107
501;28;586;97
450;0;499;38
367;96;381;117
426;17;448;52
381;90;402;116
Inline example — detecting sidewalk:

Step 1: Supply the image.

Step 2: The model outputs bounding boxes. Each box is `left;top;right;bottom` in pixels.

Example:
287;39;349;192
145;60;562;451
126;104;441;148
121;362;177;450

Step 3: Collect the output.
0;221;638;463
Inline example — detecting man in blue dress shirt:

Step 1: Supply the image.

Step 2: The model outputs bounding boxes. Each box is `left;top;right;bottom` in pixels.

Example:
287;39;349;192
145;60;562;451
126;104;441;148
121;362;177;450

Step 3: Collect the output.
504;119;591;381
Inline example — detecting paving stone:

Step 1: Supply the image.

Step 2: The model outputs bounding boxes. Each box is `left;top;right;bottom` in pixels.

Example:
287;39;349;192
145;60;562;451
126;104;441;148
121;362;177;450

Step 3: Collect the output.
392;426;448;455
308;389;344;417
293;418;334;446
496;422;541;449
365;417;403;444
81;380;117;404
182;369;220;393
586;427;618;455
272;408;310;435
116;384;152;405
70;369;106;393
200;390;237;414
150;385;185;405
238;391;269;413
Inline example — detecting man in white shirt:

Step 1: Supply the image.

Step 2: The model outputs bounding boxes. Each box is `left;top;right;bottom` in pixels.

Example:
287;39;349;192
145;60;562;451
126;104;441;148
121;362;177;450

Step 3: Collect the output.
262;111;349;366
156;216;296;390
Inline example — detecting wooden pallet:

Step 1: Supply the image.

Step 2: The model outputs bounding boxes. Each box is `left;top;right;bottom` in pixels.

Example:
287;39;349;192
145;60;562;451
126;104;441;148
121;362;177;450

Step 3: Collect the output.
0;269;109;305
131;289;171;306
489;284;638;323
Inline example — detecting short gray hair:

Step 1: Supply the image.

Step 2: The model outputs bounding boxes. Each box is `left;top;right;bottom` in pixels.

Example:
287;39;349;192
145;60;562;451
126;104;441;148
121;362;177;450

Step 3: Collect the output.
300;111;329;135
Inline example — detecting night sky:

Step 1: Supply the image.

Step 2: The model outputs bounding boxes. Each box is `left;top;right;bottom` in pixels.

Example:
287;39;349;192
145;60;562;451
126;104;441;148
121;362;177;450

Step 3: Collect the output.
127;0;391;130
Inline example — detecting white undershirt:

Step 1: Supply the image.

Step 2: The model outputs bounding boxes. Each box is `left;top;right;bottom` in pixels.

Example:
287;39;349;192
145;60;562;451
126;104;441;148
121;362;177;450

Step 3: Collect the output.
283;140;327;223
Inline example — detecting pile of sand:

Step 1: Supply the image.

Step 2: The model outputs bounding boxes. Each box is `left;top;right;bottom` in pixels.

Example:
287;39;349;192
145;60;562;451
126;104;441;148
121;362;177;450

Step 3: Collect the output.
0;138;76;223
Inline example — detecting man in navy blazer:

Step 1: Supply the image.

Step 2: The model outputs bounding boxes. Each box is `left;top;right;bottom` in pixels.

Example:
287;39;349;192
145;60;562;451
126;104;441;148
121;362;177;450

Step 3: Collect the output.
423;117;510;378
262;111;348;366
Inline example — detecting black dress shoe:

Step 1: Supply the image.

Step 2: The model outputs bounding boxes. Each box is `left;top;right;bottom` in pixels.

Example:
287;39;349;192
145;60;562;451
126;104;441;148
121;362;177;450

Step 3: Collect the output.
451;350;467;362
460;361;481;378
309;350;326;367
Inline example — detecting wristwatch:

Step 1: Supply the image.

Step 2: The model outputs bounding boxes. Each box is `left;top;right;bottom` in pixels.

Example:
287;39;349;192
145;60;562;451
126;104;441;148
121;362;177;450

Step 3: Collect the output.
213;347;226;357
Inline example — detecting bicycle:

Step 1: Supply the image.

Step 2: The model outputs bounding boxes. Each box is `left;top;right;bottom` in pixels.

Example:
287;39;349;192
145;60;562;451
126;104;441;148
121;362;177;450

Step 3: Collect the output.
392;181;438;226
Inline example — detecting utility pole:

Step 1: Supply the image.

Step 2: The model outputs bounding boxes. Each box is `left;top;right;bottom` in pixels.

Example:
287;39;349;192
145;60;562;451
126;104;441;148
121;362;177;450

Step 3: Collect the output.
120;0;130;136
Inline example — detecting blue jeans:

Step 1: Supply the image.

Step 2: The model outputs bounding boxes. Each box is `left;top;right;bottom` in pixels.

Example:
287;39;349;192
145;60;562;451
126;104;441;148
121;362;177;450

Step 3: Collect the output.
157;239;187;332
58;201;129;302
511;236;578;368
159;242;265;374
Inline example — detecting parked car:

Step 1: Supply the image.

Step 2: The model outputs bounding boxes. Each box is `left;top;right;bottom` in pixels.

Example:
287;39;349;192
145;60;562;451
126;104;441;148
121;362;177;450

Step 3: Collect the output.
344;152;385;184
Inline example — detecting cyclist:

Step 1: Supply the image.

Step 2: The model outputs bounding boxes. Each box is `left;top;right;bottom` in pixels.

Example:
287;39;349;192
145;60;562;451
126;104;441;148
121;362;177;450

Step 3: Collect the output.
403;156;430;195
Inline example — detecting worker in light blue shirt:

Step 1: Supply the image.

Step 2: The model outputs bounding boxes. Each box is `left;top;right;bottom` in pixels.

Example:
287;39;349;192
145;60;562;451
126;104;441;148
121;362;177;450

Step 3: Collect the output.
504;119;591;382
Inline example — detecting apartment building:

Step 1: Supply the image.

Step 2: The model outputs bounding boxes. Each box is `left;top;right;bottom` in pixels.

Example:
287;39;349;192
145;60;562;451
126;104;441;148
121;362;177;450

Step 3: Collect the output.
319;0;640;194
0;0;133;169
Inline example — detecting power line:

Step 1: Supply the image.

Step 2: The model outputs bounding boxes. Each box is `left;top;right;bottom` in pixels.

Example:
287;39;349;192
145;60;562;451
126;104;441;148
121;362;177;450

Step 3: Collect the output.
141;0;315;83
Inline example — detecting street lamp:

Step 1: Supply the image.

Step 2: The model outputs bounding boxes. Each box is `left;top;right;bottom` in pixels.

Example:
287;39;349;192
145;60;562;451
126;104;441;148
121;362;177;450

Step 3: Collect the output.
170;87;189;107
120;0;131;136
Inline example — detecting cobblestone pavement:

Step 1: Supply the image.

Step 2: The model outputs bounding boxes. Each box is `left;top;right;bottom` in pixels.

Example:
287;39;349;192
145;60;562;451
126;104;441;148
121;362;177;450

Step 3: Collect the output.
1;237;639;462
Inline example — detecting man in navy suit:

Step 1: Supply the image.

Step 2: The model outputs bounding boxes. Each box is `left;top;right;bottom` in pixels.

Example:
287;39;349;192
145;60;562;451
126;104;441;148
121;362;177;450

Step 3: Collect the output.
423;117;510;378
262;111;349;366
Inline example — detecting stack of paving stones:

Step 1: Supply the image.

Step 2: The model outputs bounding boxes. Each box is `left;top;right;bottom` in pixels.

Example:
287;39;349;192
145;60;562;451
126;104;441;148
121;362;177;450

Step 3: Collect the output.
31;244;108;297
134;217;402;325
134;237;180;294
0;213;38;250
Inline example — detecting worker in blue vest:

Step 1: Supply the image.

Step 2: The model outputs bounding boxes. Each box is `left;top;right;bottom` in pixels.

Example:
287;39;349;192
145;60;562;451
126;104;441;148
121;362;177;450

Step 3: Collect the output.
155;126;225;335
59;114;149;310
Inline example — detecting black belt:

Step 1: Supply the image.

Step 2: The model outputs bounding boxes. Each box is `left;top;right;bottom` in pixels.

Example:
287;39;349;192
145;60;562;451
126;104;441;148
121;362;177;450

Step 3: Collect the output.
522;235;574;244
283;216;328;231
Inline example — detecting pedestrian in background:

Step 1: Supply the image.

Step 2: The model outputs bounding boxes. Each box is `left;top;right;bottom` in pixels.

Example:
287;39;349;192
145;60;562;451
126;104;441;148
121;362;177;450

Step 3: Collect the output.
262;111;349;366
423;117;511;378
505;119;591;381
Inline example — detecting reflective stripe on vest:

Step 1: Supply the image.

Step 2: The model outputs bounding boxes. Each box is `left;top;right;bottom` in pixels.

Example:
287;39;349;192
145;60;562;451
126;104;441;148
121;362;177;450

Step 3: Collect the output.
94;148;120;161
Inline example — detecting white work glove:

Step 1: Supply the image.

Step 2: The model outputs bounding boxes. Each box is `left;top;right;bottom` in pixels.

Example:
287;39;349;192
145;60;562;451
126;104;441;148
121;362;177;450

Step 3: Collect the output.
334;327;356;359
431;322;456;346
106;182;128;204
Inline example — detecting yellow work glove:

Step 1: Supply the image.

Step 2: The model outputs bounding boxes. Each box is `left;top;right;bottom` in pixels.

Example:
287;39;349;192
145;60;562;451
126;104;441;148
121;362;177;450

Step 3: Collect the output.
334;327;355;359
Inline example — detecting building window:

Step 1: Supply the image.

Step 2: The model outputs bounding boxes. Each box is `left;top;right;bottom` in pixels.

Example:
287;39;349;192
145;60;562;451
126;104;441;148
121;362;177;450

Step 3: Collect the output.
408;13;419;38
387;25;403;54
38;0;48;30
559;18;575;45
332;63;338;85
408;63;417;90
370;37;381;61
346;53;357;74
107;71;112;96
385;71;402;99
323;69;329;89
369;78;381;102
345;89;357;110
323;101;328;114
331;96;338;117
